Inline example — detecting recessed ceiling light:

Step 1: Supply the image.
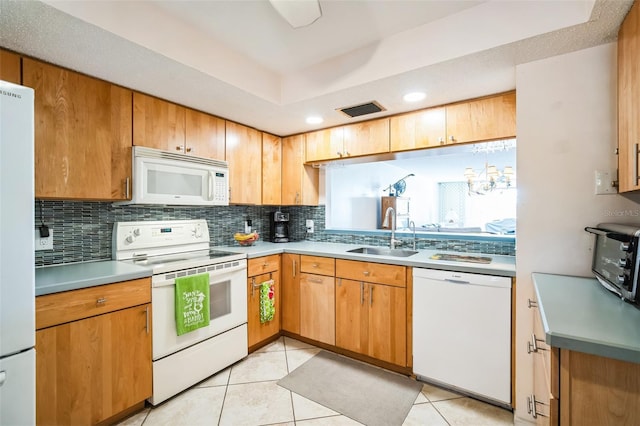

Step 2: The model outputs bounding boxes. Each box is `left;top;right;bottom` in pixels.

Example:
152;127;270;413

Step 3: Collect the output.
306;116;323;124
403;92;426;102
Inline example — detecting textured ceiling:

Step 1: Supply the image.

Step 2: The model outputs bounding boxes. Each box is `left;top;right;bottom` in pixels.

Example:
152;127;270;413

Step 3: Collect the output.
0;0;634;137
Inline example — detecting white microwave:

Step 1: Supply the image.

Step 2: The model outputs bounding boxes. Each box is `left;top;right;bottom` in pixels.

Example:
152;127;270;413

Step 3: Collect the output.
116;146;229;206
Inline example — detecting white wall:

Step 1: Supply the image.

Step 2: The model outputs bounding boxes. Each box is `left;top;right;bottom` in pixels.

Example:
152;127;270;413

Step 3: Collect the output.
514;42;640;424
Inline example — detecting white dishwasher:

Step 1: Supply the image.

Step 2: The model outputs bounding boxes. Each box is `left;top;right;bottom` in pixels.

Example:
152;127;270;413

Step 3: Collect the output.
412;268;511;407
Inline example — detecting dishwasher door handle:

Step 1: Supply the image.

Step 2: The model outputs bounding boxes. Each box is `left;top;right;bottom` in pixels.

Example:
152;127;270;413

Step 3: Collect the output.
444;278;471;284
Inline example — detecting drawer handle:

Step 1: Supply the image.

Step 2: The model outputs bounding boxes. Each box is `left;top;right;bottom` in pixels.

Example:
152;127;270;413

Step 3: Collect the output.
96;297;107;305
312;263;319;268
527;333;548;354
527;394;549;419
363;271;370;276
527;299;538;308
307;277;323;284
145;306;150;335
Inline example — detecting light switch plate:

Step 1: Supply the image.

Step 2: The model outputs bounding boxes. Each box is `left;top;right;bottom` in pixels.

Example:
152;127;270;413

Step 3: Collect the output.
595;170;618;195
35;229;53;251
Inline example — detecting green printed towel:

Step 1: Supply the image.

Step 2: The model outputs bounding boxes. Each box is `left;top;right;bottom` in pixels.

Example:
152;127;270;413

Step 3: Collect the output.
175;273;210;336
259;279;276;323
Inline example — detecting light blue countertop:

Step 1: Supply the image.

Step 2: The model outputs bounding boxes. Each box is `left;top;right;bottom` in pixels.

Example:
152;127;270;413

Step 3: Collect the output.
532;273;640;364
35;241;515;296
220;241;516;277
35;261;152;296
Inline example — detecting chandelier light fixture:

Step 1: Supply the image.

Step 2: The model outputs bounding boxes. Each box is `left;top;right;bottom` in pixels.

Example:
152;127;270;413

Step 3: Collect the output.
463;139;516;195
464;164;514;195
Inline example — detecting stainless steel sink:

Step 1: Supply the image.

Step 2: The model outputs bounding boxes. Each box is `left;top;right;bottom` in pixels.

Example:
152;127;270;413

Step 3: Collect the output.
346;247;418;257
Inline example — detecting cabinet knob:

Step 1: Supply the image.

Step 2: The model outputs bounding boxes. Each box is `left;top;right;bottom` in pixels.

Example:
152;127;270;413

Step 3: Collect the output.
176;145;183;151
96;297;107;305
439;137;445;145
449;135;456;143
186;147;192;153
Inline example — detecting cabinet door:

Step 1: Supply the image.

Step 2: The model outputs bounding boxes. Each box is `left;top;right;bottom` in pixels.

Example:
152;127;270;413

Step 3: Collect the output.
247;270;281;348
335;279;367;354
282;135;319;206
305;127;343;162
300;273;335;345
262;132;282;205
618;0;640;192
133;92;186;153
367;283;406;366
343;118;390;157
0;49;20;84
23;58;132;200
390;107;446;151
35;304;151;426
226;121;262;204
185;108;225;160
445;92;516;144
281;253;301;334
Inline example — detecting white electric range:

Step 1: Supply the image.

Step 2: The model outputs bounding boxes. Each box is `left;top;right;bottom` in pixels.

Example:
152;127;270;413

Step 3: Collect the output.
113;219;248;405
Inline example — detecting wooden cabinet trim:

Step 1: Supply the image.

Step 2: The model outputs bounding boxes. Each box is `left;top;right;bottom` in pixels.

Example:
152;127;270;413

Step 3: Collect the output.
36;278;151;330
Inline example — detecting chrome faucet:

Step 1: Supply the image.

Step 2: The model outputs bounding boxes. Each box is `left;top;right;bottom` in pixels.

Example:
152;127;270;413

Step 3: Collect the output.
409;220;416;250
383;207;400;249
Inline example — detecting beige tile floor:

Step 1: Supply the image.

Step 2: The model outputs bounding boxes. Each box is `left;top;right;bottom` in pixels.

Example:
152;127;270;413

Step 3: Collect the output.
117;337;514;426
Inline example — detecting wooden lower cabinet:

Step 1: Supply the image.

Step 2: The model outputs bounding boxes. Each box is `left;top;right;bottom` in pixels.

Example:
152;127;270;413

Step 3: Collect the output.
247;255;281;349
530;300;640;425
35;279;152;426
281;253;301;334
298;256;335;345
336;278;406;366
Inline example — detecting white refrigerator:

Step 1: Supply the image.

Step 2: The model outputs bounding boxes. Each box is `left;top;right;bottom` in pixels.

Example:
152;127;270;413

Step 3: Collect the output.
0;80;36;424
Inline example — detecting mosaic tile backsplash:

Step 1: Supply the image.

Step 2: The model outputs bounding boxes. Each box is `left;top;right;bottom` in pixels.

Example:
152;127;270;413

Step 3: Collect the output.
34;201;515;266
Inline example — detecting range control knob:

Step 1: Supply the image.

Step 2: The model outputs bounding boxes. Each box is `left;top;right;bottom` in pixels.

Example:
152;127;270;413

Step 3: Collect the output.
193;225;203;238
125;235;135;244
620;242;631;251
619;258;628;268
133;228;141;237
617;275;626;285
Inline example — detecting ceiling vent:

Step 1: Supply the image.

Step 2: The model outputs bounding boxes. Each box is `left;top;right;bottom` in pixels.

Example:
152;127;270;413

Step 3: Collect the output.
337;101;386;118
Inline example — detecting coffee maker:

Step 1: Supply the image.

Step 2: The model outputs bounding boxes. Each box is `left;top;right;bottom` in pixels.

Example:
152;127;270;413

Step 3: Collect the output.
270;211;290;243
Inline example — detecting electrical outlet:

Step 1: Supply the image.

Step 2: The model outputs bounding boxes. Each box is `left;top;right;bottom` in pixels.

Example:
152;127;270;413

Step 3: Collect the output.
306;219;314;234
35;229;53;251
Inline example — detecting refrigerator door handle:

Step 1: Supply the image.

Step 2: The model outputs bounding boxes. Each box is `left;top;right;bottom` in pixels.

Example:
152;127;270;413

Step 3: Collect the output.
0;370;6;386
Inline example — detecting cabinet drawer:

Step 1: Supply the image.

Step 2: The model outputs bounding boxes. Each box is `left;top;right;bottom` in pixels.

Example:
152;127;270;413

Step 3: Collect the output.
248;254;280;277
36;278;151;330
336;259;406;288
300;255;335;276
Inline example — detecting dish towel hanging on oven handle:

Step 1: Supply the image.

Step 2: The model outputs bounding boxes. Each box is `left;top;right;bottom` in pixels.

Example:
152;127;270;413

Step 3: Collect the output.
259;279;275;323
175;272;210;336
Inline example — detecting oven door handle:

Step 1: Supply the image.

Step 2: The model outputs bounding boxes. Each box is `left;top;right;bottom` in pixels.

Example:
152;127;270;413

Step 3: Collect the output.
585;227;630;241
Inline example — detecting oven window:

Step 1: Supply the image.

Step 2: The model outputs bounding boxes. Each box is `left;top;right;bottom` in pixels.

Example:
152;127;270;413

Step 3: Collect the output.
210;279;232;320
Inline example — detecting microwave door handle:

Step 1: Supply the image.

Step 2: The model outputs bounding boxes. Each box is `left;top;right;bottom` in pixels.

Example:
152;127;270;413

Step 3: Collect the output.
208;171;214;201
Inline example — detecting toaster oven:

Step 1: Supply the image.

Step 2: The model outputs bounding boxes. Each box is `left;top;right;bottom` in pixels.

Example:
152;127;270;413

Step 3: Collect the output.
585;223;640;305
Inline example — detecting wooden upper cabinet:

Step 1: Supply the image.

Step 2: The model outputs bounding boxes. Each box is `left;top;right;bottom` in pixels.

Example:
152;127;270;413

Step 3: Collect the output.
133;92;186;153
390;107;446;151
262;132;282;205
305;127;344;162
305;118;390;162
185;108;225;160
282;134;319;206
343;117;390;157
445;91;516;144
618;0;640;193
0;49;21;84
225;121;262;204
23;58;132;200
